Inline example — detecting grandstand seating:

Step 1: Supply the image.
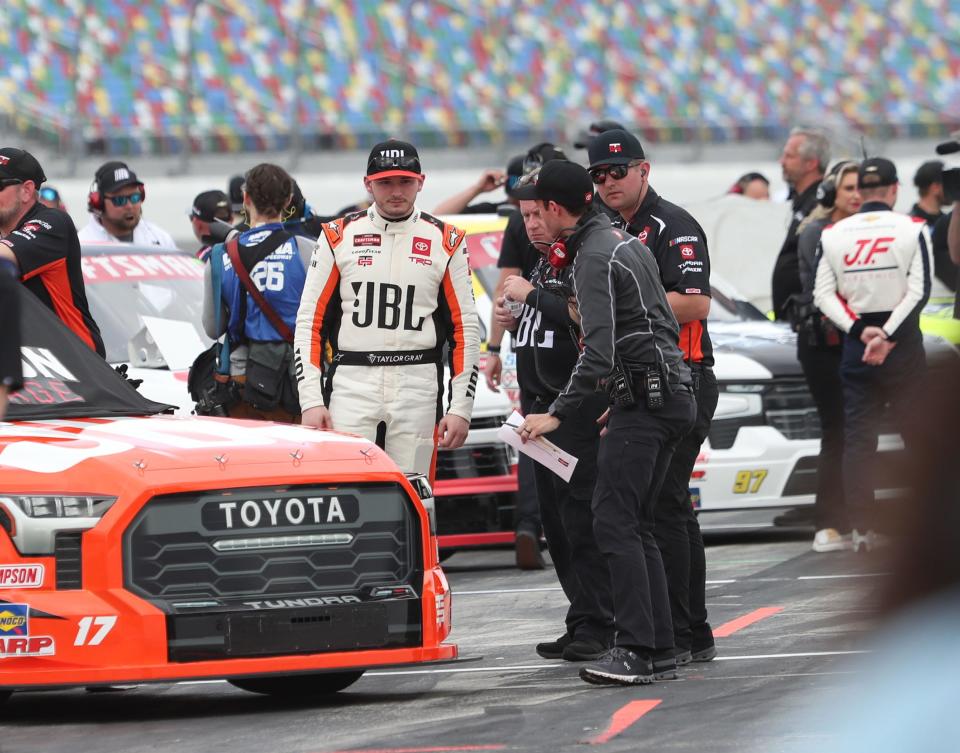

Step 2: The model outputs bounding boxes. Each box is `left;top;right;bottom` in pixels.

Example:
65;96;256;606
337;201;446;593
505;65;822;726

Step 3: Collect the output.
1;0;958;153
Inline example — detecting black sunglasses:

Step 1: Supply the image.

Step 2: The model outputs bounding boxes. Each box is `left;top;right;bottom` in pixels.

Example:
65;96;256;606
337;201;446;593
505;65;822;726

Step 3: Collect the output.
106;192;143;207
0;179;23;191
588;162;642;185
367;153;421;174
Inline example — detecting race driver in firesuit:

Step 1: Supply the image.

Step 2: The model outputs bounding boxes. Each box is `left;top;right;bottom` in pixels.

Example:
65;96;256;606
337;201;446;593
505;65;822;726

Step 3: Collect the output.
294;139;480;482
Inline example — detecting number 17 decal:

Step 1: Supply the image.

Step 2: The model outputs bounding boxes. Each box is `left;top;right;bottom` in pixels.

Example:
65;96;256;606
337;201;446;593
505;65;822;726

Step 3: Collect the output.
74;616;117;646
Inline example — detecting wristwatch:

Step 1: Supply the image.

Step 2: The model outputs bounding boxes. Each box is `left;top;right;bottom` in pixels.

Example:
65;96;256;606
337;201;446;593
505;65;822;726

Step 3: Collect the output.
486;344;501;355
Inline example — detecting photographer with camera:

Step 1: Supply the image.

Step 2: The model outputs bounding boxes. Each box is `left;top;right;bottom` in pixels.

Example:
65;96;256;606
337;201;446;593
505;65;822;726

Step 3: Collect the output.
518;160;694;686
793;161;863;552
198;163;311;422
494;169;614;662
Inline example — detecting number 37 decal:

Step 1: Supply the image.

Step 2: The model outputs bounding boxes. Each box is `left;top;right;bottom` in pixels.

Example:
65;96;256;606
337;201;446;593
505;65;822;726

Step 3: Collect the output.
74;616;117;646
732;469;768;494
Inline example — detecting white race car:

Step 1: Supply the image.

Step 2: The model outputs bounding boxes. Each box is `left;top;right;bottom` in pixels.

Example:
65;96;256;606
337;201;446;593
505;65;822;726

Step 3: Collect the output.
463;213;958;514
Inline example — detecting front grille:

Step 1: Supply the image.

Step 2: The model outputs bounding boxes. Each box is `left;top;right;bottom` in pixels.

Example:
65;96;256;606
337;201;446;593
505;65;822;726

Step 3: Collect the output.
55;532;83;589
436;492;516;536
469;414;508;430
123;483;420;603
436;444;512;479
763;381;821;440
708;415;764;450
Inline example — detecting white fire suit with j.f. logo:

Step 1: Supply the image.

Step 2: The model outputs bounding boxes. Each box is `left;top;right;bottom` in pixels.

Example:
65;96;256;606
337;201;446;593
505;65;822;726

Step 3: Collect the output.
294;205;480;480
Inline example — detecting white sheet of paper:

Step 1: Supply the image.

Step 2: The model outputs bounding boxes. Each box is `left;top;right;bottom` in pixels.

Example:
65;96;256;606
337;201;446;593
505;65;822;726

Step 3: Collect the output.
497;410;579;483
140;316;207;372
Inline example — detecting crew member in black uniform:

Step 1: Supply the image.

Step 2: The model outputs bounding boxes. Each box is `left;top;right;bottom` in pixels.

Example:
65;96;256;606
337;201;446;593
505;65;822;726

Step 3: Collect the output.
483;142;568;570
771;127;830;321
0;147;105;357
588;129;718;665
495;169;613;661
519;160;695;686
0;263;22;420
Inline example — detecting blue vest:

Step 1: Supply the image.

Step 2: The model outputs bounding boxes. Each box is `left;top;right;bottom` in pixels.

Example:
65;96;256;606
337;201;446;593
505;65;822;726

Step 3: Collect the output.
221;224;307;344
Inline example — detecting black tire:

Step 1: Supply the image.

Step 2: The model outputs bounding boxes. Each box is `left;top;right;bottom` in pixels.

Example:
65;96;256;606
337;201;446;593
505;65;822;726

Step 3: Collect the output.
0;691;10;706
228;670;364;696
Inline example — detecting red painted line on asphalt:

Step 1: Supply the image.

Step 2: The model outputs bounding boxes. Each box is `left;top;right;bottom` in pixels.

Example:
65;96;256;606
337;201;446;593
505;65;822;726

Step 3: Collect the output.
713;606;784;637
585;699;662;745
323;747;506;753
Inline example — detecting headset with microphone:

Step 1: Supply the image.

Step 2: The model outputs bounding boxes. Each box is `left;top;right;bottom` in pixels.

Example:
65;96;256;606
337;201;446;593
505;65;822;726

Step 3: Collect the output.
87;162;146;216
816;160;858;209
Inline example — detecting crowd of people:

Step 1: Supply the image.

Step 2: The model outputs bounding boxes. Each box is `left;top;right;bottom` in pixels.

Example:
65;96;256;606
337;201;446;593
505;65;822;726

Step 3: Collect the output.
1;122;959;688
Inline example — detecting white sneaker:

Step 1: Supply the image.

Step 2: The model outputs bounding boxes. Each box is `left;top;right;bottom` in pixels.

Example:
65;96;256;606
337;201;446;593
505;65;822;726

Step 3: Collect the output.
852;529;891;553
812;528;853;553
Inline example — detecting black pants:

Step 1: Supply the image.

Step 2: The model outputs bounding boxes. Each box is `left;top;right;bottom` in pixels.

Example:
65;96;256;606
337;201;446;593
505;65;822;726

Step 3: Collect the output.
594;386;696;652
514;453;540;537
797;338;849;533
653;367;718;652
529;392;614;644
840;334;925;532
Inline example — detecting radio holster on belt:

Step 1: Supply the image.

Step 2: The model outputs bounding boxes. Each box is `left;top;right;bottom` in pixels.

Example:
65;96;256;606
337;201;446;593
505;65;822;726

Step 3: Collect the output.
607;356;637;407
606;356;667;411
791;299;842;350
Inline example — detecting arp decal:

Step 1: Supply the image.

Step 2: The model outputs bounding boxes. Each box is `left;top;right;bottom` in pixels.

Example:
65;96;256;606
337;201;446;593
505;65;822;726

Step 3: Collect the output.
0;604;54;657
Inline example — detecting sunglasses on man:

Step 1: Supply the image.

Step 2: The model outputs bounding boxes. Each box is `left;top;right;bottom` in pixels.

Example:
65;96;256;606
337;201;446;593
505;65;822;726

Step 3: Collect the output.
588;162;643;185
106;192;143;207
39;187;60;202
367;154;422;174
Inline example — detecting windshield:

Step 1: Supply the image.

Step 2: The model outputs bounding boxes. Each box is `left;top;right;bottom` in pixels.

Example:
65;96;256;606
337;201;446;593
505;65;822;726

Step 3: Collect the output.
81;252;212;365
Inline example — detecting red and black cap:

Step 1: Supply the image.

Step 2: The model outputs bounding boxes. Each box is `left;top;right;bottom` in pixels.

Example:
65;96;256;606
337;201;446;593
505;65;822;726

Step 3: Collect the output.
0;148;46;185
513;159;594;213
366;139;423;179
587;129;645;167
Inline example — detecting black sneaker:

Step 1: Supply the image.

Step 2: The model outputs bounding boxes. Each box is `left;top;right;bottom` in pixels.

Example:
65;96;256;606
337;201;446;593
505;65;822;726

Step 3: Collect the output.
651;650;679;680
691;643;717;662
673;648;693;666
562;638;608;662
536;633;573;659
580;648;654;686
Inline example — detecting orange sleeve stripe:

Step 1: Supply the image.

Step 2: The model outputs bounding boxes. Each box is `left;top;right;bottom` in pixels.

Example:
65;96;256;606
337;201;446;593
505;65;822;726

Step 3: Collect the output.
442;271;465;376
23;257;97;352
310;266;340;370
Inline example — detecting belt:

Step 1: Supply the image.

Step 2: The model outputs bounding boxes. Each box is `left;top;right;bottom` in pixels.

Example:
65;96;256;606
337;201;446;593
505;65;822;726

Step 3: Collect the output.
333;347;443;367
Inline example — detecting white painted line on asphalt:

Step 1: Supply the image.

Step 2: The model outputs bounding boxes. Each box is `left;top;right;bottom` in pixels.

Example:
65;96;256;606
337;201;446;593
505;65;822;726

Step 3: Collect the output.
454;587;564;595
705;579;737;584
366;650;871;677
714;650;869;661
797;573;890;580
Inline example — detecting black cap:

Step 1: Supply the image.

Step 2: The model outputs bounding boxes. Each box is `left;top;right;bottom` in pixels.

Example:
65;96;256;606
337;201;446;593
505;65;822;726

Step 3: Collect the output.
0;148;46;185
227;175;245;213
512;160;594;212
366;139;422;178
858;157;898;189
573;119;626;149
504;154;526;198
588;129;645;167
522;142;568;174
95;161;142;194
191;190;232;223
913;160;944;190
